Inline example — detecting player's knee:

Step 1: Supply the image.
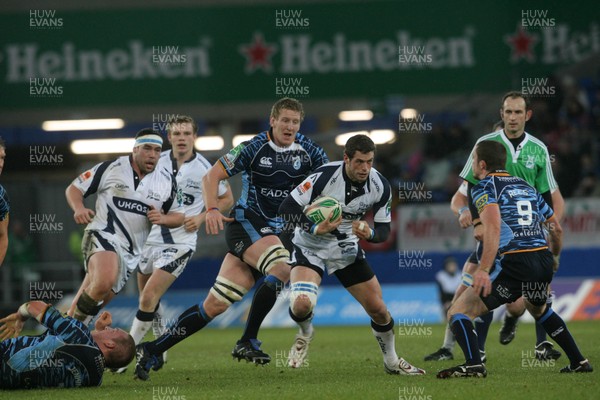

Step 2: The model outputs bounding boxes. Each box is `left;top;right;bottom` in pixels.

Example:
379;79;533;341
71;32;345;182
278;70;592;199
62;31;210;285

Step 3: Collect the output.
207;276;248;316
139;291;159;312
364;301;387;321
257;245;290;276
290;281;318;318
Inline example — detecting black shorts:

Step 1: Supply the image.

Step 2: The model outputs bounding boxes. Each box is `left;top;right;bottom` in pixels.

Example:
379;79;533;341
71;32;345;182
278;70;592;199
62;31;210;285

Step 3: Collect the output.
225;206;288;259
468;241;483;264
480;249;554;310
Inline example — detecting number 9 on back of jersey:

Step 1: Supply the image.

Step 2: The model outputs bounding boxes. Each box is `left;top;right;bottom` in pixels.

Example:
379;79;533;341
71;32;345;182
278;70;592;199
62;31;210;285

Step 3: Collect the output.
304;196;342;224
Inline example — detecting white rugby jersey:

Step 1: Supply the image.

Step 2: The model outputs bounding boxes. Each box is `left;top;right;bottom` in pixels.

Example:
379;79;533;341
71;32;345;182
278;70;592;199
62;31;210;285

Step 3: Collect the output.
290;161;392;244
72;155;183;256
146;150;227;248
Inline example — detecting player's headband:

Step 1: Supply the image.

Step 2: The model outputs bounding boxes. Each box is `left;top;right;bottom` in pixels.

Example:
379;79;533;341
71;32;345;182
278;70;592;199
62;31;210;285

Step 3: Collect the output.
134;133;163;148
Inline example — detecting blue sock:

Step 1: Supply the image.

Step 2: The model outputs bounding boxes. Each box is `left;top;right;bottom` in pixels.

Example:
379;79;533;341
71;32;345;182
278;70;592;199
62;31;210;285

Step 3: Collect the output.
450;313;482;365
475;311;493;352
240;275;283;342
147;304;211;355
537;307;585;365
535;301;551;345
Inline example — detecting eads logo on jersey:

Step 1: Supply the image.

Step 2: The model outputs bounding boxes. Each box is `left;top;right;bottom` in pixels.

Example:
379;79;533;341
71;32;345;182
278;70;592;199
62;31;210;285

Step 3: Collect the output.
77;170;92;183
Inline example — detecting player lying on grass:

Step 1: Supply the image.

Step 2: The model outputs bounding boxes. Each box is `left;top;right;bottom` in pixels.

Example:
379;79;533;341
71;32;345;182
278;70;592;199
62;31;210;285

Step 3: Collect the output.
0;302;134;389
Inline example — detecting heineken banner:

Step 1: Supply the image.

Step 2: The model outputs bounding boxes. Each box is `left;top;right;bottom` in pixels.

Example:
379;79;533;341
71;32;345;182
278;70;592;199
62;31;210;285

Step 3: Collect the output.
397;198;600;252
1;1;597;108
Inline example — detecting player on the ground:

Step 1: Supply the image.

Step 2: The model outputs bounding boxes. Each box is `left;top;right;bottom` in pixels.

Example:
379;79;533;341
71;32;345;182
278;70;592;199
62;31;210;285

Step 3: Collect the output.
425;91;564;362
0;301;135;389
114;116;233;373
133;98;328;379
437;140;592;378
65;129;184;325
280;134;425;375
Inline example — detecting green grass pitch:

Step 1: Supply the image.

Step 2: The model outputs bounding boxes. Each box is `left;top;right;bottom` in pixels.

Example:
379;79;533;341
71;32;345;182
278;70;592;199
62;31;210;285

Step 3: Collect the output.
5;321;598;399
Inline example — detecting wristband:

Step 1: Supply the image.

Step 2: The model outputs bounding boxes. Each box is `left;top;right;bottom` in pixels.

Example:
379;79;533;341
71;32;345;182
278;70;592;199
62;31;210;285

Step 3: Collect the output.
369;228;375;241
208;207;219;212
309;224;320;235
458;206;469;217
18;303;30;319
473;221;482;227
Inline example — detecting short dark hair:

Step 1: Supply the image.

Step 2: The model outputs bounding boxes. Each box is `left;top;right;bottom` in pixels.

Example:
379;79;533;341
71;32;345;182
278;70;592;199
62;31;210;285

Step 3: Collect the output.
271;97;305;121
344;134;375;159
475;140;506;172
167;115;197;134
135;128;161;139
502;91;531;111
104;333;135;368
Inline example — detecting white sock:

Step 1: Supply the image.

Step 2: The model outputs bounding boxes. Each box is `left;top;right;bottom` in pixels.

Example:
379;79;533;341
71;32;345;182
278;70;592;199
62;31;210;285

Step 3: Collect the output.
372;326;399;367
153;303;166;338
442;323;456;350
130;317;153;344
298;315;314;338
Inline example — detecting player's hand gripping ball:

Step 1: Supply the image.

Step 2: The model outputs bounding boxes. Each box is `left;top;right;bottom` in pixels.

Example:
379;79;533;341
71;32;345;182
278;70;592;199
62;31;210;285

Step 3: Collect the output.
305;196;342;224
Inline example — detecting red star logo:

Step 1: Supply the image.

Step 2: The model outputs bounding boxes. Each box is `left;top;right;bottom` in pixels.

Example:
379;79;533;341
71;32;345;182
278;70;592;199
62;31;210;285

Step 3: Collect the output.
505;25;538;63
239;32;277;73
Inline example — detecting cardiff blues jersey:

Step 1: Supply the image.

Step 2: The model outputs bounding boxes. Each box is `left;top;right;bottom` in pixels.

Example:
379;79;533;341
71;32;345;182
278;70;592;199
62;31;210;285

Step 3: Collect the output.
0;184;9;221
471;171;554;255
0;306;104;389
218;130;328;228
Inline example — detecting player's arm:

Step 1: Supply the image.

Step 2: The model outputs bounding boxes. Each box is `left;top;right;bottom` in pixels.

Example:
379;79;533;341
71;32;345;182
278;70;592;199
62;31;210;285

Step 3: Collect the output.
550;189;564;222
0;214;8;267
66;184;95;224
184;183;234;233
279;193;341;235
451;181;472;229
148;206;184;228
472;192;499;298
0;301;50;340
202;164;235;234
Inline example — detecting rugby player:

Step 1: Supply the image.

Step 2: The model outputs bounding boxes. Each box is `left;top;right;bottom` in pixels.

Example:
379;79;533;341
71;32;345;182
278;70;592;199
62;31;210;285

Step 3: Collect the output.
425;92;564;362
279;134;425;375
437;140;591;378
65;129;184;325
134;98;328;379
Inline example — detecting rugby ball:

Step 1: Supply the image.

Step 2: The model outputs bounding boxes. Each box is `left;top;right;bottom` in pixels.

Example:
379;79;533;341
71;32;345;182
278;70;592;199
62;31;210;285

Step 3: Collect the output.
305;196;342;224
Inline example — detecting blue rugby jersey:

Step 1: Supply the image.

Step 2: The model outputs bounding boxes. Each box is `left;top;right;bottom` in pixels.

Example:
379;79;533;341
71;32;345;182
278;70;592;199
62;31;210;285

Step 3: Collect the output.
471;171;554;255
0;306;104;389
0;184;9;221
218;130;328;229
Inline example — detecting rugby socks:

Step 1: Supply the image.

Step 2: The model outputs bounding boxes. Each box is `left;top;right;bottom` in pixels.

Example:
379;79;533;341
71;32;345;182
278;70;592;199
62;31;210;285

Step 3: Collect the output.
537;307;585;365
450;313;482;365
289;308;314;338
371;317;399;367
240;275;284;342
130;310;154;344
152;302;167;338
442;323;456;351
146;304;212;355
535;301;552;345
474;311;493;352
73;290;102;325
